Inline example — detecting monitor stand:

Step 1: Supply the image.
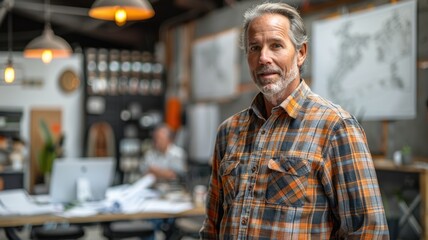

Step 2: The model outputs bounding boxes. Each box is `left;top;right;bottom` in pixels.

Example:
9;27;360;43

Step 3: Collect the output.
77;177;93;202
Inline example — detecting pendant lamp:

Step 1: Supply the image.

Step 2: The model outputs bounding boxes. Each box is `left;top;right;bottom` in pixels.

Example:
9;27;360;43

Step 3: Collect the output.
2;10;22;85
89;0;155;26
23;0;72;64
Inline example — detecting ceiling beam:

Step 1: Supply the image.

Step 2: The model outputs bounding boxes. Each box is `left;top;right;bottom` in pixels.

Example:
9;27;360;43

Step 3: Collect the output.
300;0;361;15
13;1;88;16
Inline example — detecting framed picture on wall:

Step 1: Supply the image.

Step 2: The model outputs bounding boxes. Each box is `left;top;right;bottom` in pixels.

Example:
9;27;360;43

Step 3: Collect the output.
191;28;240;101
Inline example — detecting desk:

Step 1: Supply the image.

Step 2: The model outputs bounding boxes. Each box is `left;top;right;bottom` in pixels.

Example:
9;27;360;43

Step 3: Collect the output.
0;206;205;228
0;205;205;240
374;159;428;240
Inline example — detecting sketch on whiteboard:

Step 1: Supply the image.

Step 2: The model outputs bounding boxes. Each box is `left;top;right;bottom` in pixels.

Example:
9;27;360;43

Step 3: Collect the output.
312;0;416;120
192;28;240;101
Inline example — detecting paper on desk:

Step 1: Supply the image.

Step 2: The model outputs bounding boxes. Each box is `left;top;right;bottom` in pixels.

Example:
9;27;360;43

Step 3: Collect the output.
104;174;193;214
122;199;193;214
0;202;13;215
105;174;159;211
0;189;58;215
142;199;193;213
56;204;100;218
30;194;52;204
106;174;157;200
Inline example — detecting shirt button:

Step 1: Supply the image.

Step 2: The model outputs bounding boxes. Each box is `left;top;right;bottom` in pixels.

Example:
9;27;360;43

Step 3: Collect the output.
241;217;248;225
251;166;257;173
261;129;266;134
248;185;253;191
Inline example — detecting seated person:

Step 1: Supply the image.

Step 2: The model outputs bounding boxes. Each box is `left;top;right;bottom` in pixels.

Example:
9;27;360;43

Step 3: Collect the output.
140;124;188;239
140;124;187;183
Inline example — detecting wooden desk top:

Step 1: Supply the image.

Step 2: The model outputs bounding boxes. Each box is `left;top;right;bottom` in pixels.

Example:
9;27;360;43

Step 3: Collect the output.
0;205;206;227
374;159;428;174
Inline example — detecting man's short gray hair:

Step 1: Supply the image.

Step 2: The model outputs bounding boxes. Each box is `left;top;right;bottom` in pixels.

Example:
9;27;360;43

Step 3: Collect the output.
240;2;308;53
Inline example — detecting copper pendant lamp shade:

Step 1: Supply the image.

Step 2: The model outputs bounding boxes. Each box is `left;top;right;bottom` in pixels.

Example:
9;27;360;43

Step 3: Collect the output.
89;0;155;26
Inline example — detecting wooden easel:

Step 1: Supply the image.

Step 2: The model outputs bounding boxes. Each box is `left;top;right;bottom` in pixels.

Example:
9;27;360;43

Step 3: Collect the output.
380;120;389;159
371;120;390;160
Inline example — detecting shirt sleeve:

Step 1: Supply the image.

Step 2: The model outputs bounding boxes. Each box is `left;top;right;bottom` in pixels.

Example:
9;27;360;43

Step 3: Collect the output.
326;117;389;239
140;150;155;174
168;145;188;175
200;127;226;239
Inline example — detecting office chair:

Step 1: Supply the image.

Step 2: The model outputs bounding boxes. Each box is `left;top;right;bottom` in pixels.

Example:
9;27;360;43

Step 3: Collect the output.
102;220;155;240
30;224;85;240
174;216;204;240
4;227;22;240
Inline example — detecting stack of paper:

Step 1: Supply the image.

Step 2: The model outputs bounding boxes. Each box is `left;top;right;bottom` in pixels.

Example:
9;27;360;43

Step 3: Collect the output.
104;174;193;214
0;189;59;215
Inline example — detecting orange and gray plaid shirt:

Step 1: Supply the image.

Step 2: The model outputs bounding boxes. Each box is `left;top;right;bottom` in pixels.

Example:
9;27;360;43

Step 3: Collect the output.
200;81;389;239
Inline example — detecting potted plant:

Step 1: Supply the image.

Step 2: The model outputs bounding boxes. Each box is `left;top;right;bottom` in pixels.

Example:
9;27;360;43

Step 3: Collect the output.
38;120;63;185
401;145;412;165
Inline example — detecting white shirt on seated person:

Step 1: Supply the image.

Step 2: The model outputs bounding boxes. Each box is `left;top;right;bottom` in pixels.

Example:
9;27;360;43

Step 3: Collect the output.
140;124;187;182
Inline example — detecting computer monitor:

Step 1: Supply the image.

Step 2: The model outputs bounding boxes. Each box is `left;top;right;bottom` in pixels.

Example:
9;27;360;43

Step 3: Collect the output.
49;157;115;204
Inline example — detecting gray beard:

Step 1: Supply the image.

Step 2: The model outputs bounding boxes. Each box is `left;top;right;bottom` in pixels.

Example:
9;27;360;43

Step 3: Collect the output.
257;58;299;105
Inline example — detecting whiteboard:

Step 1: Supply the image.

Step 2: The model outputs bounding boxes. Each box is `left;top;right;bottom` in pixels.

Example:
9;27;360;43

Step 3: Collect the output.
312;0;417;120
191;28;240;101
187;103;219;163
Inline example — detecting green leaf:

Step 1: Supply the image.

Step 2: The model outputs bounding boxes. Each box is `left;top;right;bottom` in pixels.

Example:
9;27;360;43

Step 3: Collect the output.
38;119;56;174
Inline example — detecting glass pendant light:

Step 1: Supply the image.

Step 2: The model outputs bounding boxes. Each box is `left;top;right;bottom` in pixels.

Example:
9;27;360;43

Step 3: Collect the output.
2;10;18;84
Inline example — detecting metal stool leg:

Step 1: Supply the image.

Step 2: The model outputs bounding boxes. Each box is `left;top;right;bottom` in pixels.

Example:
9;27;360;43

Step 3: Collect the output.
4;227;21;240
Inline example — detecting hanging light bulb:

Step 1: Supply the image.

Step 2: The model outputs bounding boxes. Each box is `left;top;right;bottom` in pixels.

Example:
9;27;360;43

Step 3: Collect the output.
23;0;72;63
41;49;53;64
3;7;16;84
115;7;127;26
4;61;15;84
89;0;155;27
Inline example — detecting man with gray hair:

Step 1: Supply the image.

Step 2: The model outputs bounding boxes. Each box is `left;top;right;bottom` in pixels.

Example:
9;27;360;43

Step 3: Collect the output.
200;2;389;239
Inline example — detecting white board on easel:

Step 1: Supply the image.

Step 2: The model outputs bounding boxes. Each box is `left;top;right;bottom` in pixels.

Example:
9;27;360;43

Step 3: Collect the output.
312;0;417;120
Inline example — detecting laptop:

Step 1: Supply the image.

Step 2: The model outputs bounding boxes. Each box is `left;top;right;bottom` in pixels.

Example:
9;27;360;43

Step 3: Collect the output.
49;157;115;204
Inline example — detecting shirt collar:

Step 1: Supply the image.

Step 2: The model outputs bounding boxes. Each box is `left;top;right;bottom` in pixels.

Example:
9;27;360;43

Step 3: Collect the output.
250;79;311;119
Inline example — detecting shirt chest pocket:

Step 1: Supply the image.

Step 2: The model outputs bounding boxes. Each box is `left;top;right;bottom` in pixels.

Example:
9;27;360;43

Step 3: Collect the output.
219;158;240;204
266;156;311;207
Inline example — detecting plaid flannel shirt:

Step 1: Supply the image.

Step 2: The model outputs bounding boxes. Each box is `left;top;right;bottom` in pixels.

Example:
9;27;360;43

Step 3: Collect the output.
200;80;389;239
